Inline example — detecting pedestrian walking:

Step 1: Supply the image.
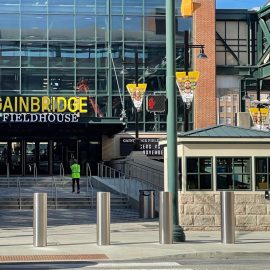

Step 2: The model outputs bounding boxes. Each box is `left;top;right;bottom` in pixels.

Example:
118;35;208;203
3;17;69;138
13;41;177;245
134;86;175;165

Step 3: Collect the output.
71;159;80;193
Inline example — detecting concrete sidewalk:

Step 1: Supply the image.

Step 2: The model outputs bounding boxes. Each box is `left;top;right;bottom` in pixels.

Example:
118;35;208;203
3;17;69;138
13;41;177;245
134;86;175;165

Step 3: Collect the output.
0;209;270;263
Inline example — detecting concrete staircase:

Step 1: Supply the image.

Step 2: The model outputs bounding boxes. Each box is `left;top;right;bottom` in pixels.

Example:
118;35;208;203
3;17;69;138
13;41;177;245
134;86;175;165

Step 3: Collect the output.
0;176;131;210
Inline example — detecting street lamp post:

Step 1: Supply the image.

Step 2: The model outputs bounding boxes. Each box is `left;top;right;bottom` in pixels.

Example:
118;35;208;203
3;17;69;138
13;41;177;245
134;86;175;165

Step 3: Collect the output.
134;50;140;151
166;0;185;242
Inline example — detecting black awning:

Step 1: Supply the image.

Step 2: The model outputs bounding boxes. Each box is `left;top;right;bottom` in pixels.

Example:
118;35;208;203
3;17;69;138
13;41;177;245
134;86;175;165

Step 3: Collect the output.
0;117;126;140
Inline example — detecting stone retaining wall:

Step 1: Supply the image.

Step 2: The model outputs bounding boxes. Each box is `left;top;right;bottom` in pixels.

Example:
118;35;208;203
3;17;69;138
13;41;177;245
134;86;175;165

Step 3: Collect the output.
180;192;270;231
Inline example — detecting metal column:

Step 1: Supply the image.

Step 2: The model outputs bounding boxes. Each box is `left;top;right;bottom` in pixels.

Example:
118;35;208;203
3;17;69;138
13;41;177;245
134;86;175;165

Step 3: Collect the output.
33;193;47;247
97;192;110;245
221;191;235;244
159;192;173;244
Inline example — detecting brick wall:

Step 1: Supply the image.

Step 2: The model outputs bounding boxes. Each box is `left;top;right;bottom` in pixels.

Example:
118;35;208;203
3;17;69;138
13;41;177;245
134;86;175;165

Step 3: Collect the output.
193;0;217;129
180;193;270;231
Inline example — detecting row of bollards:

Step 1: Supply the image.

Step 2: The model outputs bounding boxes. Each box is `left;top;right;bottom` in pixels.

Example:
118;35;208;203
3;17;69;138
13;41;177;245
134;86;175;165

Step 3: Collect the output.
33;191;235;247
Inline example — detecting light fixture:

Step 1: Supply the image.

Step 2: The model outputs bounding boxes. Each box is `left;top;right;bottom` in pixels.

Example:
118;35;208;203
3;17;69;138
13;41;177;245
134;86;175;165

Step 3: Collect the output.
144;66;153;76
197;47;207;59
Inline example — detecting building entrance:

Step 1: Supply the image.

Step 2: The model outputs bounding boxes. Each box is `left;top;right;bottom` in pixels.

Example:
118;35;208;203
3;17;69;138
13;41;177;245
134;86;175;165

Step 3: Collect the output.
0;139;101;176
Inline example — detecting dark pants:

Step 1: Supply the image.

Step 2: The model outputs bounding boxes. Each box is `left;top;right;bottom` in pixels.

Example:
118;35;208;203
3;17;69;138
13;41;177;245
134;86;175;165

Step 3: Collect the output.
72;178;80;193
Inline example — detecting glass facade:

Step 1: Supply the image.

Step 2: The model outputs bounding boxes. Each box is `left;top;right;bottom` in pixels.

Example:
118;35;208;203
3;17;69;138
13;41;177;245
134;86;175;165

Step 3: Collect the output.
0;0;192;132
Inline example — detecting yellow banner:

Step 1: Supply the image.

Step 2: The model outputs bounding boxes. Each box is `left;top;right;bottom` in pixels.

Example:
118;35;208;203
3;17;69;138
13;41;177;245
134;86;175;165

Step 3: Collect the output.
249;108;269;131
176;71;200;107
126;83;147;111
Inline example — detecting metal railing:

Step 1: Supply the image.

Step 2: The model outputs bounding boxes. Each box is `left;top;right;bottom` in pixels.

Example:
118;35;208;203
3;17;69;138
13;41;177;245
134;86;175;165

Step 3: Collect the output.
34;163;37;185
17;177;21;210
51;176;58;209
59;162;65;186
6;162;9;179
97;163;162;209
86;162;94;208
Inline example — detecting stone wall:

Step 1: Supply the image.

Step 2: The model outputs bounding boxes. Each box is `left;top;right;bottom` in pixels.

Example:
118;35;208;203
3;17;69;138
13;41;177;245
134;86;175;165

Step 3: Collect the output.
180;192;270;231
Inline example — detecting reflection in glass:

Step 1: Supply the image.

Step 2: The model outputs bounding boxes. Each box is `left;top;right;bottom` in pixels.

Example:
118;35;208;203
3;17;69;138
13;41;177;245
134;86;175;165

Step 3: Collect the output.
0;142;8;176
124;16;143;41
97;69;107;93
21;42;47;67
0;68;20;92
112;96;122;117
10;142;21;175
49;42;75;67
21;15;47;40
49;15;74;40
49;69;75;94
39;142;49;175
111;16;123;41
25;142;36;175
76;16;95;41
0;14;20;39
96;16;107;42
97;96;107;117
0;41;20;67
21;68;47;93
76;69;95;95
76;43;95;68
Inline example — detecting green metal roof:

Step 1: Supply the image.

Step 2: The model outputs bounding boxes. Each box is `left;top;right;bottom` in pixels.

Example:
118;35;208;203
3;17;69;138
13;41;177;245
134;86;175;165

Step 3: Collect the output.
178;125;270;137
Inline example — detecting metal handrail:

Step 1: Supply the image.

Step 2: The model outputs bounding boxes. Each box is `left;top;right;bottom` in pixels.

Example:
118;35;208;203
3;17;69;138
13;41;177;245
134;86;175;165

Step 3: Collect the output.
52;176;58;209
6;162;9;180
17;177;21;210
33;163;37;185
60;162;65;180
98;163;162;191
86;162;94;208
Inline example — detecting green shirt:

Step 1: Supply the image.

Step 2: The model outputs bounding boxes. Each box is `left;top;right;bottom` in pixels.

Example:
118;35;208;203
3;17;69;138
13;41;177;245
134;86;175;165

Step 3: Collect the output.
71;163;80;178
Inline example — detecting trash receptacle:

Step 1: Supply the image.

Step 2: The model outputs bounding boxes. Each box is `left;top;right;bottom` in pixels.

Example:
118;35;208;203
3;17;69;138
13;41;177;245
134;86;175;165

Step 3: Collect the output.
139;190;155;218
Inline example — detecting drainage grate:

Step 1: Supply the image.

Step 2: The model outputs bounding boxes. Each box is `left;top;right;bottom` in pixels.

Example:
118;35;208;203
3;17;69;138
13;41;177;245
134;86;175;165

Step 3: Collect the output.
0;254;108;263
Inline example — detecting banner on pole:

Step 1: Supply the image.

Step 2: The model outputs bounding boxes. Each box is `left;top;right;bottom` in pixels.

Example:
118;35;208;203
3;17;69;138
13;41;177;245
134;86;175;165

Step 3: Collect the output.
126;83;147;111
249;107;269;131
176;71;200;108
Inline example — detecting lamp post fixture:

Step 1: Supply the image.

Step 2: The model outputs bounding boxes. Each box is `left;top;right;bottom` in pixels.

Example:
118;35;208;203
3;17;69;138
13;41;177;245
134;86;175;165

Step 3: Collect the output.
124;49;147;151
183;30;207;132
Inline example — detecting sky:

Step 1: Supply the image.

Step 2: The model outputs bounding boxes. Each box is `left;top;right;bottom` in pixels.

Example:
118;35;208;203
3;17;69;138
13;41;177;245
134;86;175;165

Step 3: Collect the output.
216;0;267;9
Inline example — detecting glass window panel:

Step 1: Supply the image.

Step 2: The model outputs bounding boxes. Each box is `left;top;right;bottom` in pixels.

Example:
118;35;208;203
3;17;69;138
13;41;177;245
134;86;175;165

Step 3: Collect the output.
96;0;108;14
76;16;95;41
97;96;107;117
76;43;95;68
217;174;233;190
49;15;74;40
256;158;267;173
0;68;19;92
76;0;95;14
49;68;75;94
48;0;74;13
124;0;143;14
21;42;47;67
145;0;165;15
233;158;250;173
256;174;268;190
0;1;19;13
239;21;248;39
145;16;165;42
0;142;8;175
21;68;48;93
234;174;250;190
200;174;212;190
112;16;123;41
226;53;238;65
187;158;198;173
21;15;47;40
125;97;136;121
200;158;212;173
111;0;122;14
0;41;20;67
97;69;108;93
49;42;75;68
124;16;143;41
96;44;108;68
216;52;225;65
216;21;225;37
96;16;107;42
0;14;20;39
76;69;95;95
239;52;248;65
187;174;198;190
112;74;123;94
112;96;122;117
217;158;232;173
21;0;48;13
226;21;238;39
